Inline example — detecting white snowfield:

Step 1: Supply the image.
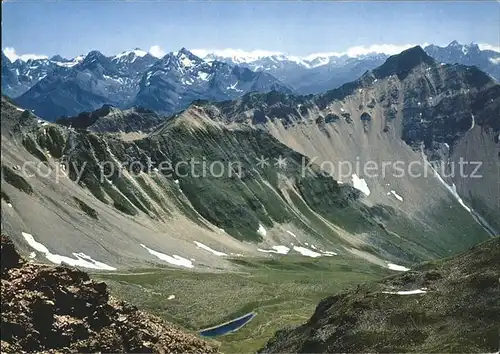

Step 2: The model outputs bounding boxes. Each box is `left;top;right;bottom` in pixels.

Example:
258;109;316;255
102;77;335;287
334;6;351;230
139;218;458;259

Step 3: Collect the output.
431;166;472;213
22;232;116;270
114;49;148;60
351;174;371;196
293;246;322;258
387;190;404;202
386;262;410;271
198;71;210;81
167;294;176;300
382;289;427;295
140;244;194;268
257;245;290;255
322;251;338;256
193;241;227;256
257;223;267;237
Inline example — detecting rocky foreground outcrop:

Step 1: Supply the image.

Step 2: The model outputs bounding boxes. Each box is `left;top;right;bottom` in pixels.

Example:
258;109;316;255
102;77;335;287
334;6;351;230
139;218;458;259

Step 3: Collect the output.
260;237;500;353
0;235;219;353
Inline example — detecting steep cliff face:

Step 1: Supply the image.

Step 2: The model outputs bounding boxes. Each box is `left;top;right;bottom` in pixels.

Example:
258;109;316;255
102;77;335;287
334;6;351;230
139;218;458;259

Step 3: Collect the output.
0;235;219;353
259;237;500;353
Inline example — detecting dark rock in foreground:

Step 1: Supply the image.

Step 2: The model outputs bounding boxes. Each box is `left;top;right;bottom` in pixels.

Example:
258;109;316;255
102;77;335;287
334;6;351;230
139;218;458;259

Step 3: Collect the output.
0;235;219;353
259;237;500;353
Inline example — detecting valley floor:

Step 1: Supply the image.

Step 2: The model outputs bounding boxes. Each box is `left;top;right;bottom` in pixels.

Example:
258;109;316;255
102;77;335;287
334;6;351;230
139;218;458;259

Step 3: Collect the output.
93;255;391;353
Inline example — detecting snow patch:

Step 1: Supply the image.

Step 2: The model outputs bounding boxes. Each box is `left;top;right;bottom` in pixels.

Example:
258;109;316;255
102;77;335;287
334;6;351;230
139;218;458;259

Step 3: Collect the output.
488;57;500;65
22;232;116;270
193;241;227;256
469;114;475;131
286;231;298;238
167;294;176;300
351;174;370;196
450;183;472;212
114;49;148;60
387;263;410;271
140;244;194;268
322;251;338;256
293;246;322;258
257;223;267;237
29;252;36;259
179;54;195;68
198;72;210;81
431;166;472;213
257;245;290;255
388;190;404;202
383;289;427;295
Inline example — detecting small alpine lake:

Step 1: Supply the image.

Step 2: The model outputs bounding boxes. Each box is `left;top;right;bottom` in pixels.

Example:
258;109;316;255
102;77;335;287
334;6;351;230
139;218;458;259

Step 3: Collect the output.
199;312;256;337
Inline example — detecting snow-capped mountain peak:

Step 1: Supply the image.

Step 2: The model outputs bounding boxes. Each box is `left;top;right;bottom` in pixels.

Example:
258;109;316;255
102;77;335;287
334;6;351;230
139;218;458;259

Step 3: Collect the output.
175;48;203;68
81;50;108;66
193;49;285;64
113;48;149;63
53;55;85;68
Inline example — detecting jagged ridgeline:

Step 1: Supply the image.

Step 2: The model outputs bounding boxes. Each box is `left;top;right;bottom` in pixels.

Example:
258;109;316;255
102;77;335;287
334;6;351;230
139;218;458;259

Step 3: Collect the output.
0;89;491;268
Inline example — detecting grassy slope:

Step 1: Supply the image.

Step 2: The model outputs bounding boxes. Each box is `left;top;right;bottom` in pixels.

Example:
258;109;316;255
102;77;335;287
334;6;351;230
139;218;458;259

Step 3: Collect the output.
93;255;391;353
259;237;500;353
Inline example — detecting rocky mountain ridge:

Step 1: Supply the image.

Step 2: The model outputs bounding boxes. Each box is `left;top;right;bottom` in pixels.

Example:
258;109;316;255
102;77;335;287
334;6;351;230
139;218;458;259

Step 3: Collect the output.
1;234;219;353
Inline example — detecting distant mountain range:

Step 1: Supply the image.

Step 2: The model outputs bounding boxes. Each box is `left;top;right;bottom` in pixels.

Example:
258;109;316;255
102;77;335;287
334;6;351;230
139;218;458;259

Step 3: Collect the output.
204;41;500;94
1;41;498;120
1;48;291;121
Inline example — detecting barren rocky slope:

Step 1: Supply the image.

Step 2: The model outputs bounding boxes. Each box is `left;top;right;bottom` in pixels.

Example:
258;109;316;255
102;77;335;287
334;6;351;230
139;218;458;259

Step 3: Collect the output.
1;235;219;353
259;237;500;353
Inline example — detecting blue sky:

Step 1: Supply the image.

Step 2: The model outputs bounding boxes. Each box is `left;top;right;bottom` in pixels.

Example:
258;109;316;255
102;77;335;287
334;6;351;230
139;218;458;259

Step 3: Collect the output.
2;1;499;59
